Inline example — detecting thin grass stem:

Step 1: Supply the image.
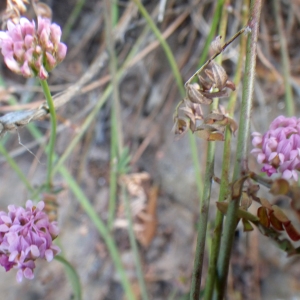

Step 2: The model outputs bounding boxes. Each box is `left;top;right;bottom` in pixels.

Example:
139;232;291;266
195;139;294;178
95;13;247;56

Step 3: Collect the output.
51;25;151;176
273;0;295;116
189;1;226;298
131;0;204;209
215;1;262;299
55;255;82;300
40;79;56;191
197;0;225;68
0;142;34;193
185;27;247;87
26;124;135;300
104;0;124;230
204;2;249;299
59;167;136;300
62;0;86;41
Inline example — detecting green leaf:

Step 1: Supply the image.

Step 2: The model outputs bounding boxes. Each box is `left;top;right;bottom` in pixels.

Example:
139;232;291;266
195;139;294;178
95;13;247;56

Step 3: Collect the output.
117;147;131;174
242;219;254;231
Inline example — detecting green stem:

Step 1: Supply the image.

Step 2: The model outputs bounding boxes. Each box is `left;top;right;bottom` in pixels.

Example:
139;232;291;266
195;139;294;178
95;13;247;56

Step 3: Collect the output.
190;141;215;300
187;0;226;199
0;143;34;193
189;1;225;299
197;0;224;68
204;2;249;299
62;0;86;41
215;1;262;299
26;123;135;299
185;27;246;87
122;185;149;300
273;0;295;116
55;255;82;300
104;0;123;230
131;0;203;204
40;79;57;191
112;0;119;26
131;0;184;93
51;26;152;176
59;167;135;300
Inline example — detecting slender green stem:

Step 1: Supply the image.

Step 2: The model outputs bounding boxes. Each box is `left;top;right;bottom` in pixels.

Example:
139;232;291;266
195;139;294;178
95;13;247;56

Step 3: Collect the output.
186;0;227;198
55;255;82;300
273;0;294;116
40;79;57;191
112;0;119;26
62;0;86;41
131;0;184;93
52;84;112;176
26;123;135;299
197;0;224;68
189;1;225;299
122;185;149;300
185;27;246;87
52;26;151;176
215;1;262;299
188;132;203;197
0;143;34;193
131;0;203;201
104;0;123;230
190;141;215;300
108;147;118;230
59;167;135;300
204;2;249;299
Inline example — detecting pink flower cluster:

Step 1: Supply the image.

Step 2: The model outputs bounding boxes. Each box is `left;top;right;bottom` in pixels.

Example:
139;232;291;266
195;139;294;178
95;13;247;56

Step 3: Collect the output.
0;17;67;79
0;200;60;282
251;115;300;181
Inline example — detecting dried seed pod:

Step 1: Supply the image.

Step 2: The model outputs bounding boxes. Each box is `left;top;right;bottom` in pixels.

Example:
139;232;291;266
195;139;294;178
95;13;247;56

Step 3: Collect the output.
226;116;238;134
210;35;223;54
204;69;215;84
225;79;236;91
211;61;228;90
198;75;213;91
172;117;189;136
258;206;270;227
241;192;252;210
186;83;213;105
180;106;195;131
204;112;226;124
184;99;203;119
180;100;204;132
195;124;225;141
202;90;228;99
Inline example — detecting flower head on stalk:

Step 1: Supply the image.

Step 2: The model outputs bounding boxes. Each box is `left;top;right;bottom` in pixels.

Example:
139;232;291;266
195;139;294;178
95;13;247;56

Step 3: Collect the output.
0;17;67;79
251;115;300;181
0;200;60;282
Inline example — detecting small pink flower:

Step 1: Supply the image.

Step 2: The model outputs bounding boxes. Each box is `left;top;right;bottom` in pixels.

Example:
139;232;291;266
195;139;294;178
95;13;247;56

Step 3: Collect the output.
0;200;60;282
251;115;300;181
0;17;67;79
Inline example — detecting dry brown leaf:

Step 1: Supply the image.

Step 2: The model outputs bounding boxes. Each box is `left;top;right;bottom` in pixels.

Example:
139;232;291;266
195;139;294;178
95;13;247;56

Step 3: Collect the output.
136;186;158;248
